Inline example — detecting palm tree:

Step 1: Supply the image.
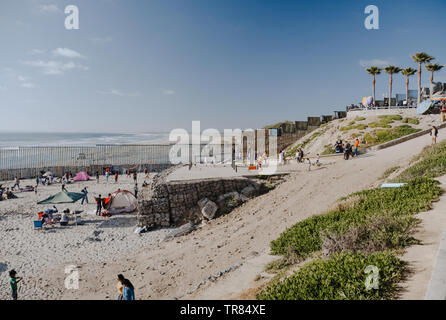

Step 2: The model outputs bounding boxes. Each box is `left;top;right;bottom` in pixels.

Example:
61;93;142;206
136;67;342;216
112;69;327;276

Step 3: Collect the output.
384;66;402;107
425;63;444;96
366;66;382;105
401;67;417;105
411;52;435;103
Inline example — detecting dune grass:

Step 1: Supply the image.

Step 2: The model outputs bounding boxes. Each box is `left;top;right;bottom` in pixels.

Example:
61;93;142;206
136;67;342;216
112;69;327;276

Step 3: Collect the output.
393;140;446;182
257;251;405;300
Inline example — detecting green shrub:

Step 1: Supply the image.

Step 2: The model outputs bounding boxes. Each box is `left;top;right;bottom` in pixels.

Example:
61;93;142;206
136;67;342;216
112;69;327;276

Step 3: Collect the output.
402;117;419;125
395;140;446;181
270;178;440;259
257;251;405;300
378;115;403;121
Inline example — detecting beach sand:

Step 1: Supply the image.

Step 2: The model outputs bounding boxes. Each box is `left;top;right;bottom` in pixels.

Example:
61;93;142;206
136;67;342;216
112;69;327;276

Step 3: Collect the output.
1;129;444;300
0;173;173;300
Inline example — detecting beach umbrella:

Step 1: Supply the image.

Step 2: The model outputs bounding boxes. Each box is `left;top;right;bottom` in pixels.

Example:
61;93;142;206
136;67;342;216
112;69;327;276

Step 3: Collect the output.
37;191;84;204
416;100;433;114
431;91;446;101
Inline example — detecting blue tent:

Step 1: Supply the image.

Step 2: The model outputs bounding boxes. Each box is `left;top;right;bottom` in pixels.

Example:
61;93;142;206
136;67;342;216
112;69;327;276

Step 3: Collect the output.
416;100;433;115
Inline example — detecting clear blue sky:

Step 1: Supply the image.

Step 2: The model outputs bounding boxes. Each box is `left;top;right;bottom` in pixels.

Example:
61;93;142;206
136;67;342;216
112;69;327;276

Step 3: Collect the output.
1;0;445;133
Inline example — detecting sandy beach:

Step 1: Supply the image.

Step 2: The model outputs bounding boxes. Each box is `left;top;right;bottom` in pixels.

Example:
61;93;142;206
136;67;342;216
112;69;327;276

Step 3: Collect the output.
0;173;174;300
0;127;442;300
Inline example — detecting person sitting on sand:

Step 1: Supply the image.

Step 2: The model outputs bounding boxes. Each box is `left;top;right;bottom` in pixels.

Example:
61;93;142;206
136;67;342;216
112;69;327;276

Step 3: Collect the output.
60;209;70;226
316;154;321;166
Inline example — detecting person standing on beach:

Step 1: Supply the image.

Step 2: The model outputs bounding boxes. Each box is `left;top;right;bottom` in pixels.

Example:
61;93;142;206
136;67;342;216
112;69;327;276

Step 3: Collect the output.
96;194;103;216
134;184;138;199
430;126;438;145
114;172;118;183
354;138;360;157
307;158;312;171
12;176;20;191
105;170;110;184
133;172;137;184
96;171;100;184
144;168;149;179
9;270;23;300
81;187;89;205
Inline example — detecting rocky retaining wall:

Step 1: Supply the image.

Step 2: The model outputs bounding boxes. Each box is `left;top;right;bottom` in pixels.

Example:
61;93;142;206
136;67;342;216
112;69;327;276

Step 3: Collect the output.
137;177;261;228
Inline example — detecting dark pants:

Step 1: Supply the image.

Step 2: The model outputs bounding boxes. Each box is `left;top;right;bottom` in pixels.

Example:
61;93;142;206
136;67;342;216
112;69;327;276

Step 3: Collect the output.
96;206;102;215
12;292;17;300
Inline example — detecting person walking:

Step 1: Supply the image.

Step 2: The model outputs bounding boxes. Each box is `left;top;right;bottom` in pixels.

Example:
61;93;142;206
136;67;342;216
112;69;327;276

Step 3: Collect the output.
9;270;23;300
96;171;100;184
307;157;312;171
114;172;118;183
96;194;103;216
133;172;137;184
354;138;360;157
134;184;138;199
12;176;20;191
122;278;135;300
430;126;438;145
81;187;89;205
105;170;110;184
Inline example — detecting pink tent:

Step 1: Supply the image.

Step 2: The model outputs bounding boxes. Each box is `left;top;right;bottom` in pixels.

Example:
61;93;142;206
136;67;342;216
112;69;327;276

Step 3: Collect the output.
73;171;90;181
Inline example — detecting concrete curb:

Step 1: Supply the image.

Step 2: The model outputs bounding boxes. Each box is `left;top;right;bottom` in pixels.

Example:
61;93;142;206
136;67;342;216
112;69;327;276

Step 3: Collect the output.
425;230;446;300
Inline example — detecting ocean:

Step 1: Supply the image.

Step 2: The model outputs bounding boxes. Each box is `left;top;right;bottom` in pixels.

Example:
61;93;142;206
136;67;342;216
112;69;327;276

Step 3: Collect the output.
0;132;170;148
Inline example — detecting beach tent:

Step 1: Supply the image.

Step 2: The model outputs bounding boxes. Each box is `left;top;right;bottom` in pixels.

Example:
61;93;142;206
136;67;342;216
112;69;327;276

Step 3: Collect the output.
37;191;84;204
106;190;137;214
416;100;434;114
73;171;89;181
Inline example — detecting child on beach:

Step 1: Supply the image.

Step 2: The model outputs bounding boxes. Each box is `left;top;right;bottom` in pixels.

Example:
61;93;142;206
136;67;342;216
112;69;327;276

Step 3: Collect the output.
316;154;320;166
307;158;312;171
96;195;103;216
9;270;23;300
430;126;438;145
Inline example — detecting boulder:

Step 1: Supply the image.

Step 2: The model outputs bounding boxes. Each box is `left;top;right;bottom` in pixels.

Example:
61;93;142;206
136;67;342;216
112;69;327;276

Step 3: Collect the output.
201;200;218;220
241;185;257;198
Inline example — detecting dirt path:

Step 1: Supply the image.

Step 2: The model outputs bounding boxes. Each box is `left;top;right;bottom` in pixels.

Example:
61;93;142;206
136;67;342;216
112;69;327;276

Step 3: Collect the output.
20;130;446;300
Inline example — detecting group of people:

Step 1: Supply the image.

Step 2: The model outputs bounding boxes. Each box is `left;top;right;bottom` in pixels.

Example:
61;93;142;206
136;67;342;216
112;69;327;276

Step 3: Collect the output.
334;138;360;160
0;187;17;200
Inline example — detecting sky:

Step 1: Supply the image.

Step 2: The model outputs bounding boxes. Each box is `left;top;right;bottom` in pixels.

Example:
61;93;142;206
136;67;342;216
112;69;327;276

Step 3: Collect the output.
0;0;445;133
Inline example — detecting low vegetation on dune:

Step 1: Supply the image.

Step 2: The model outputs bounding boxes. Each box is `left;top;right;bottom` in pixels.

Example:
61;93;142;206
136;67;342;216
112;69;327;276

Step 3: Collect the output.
393;140;446;182
257;251;405;300
270;178;439;260
285;113;429;156
362;125;421;148
259;139;446;300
